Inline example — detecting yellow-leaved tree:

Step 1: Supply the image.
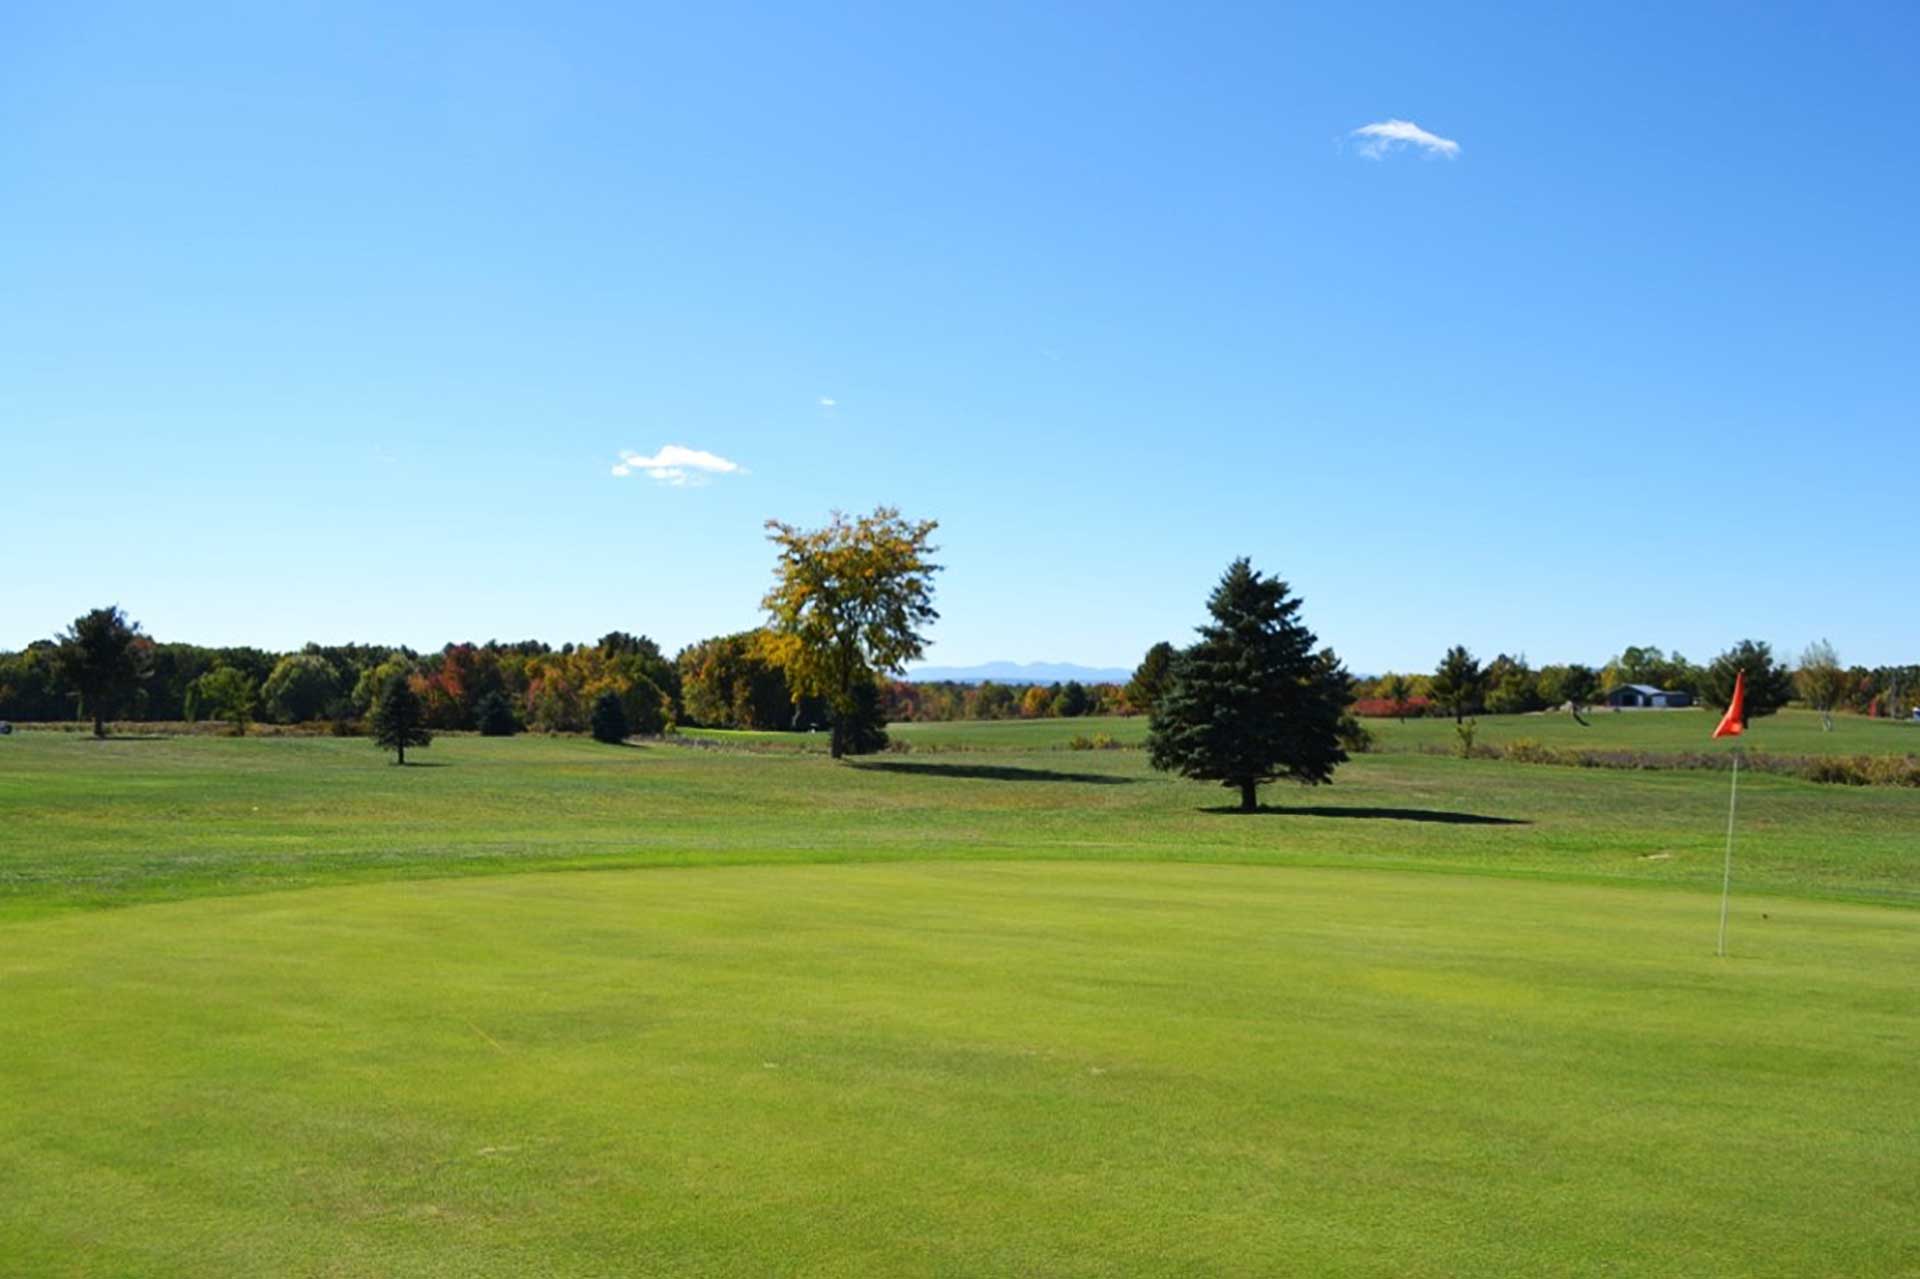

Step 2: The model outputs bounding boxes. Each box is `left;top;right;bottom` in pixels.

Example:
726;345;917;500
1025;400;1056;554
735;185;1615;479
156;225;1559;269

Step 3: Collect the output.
760;507;941;758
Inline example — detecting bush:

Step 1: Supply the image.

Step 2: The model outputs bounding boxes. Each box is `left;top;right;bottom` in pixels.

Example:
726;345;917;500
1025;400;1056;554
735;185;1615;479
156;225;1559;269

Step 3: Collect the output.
1068;734;1094;751
476;692;518;737
590;692;629;744
1350;696;1431;719
1454;718;1477;759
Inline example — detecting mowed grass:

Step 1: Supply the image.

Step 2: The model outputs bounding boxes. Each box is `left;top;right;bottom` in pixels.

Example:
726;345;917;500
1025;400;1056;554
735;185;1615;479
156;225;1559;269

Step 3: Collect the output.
3;862;1916;1277
3;730;1919;1275
4;730;1920;918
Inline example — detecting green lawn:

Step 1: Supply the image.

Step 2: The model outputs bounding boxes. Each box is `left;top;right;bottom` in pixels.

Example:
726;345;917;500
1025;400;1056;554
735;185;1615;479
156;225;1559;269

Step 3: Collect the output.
691;706;1919;758
2;730;1917;1275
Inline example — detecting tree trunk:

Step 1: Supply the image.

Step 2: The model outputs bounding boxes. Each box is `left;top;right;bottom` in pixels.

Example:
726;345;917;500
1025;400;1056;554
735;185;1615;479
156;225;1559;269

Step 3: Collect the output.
829;722;845;760
93;712;106;739
397;742;406;766
1239;780;1258;813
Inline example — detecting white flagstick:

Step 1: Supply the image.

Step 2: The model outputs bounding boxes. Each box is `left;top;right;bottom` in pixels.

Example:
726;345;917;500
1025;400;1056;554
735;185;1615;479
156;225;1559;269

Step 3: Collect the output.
1717;748;1741;958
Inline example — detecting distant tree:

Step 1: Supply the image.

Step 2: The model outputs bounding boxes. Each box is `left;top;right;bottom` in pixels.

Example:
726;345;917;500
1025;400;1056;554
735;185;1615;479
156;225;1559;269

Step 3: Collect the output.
54;606;152;737
475;691;518;737
969;681;1016;720
1055;680;1091;718
761;506;941;758
1428;646;1485;724
369;675;432;764
1702;640;1793;728
351;655;414;716
1601;645;1700;696
1019;684;1056;719
260;652;342;724
189;666;258;736
590;691;630;744
1795;639;1848;732
1148;559;1350;813
1123;642;1177;716
1538;663;1599;725
1381;673;1413;723
1484;654;1545;715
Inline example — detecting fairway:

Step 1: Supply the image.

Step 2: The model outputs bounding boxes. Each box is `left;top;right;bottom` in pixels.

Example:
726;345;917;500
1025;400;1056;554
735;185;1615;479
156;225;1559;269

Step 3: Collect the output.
3;731;1919;1276
4;862;1916;1277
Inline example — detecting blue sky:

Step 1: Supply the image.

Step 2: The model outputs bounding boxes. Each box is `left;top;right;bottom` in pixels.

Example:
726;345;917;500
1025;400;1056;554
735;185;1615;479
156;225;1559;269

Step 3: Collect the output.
6;2;1916;673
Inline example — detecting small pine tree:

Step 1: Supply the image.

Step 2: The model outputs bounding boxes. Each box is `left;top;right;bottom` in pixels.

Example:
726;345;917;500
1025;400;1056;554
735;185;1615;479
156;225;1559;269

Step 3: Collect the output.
590;691;629;744
1148;559;1350;812
369;675;432;764
475;691;518;737
1703;640;1793;727
1124;641;1176;716
1429;645;1484;724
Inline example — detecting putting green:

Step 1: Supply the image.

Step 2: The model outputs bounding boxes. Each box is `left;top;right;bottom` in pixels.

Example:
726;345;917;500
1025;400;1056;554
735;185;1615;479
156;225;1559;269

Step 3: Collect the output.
2;861;1914;1276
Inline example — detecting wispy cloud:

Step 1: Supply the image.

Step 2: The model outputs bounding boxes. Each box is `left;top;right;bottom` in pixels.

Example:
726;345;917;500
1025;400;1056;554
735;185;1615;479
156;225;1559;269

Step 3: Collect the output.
1350;119;1460;160
817;396;837;409
611;444;744;487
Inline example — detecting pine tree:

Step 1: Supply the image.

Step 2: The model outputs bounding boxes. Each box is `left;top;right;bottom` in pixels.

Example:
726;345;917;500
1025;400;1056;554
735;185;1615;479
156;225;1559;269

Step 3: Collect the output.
1703;640;1792;727
1148;559;1351;812
369;675;432;764
590;691;629;744
1124;641;1176;715
54;605;152;737
475;691;518;737
1429;646;1484;724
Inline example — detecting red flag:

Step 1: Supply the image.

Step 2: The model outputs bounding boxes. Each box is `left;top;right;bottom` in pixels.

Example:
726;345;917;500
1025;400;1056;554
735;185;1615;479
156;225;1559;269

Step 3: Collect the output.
1713;670;1746;739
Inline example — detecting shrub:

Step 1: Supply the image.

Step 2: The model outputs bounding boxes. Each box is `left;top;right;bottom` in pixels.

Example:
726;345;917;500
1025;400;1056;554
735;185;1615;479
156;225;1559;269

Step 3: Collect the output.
1068;734;1094;751
1090;732;1117;749
590;692;629;744
1351;696;1431;719
1454;718;1477;759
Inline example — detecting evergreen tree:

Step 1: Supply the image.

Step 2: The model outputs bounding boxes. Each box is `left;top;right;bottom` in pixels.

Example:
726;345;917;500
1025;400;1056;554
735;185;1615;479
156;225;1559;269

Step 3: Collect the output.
54;605;152;737
1123;642;1176;715
590;691;630;744
1148;559;1350;813
369;675;432;764
1429;646;1485;724
475;691;518;737
1703;640;1793;727
1054;680;1091;718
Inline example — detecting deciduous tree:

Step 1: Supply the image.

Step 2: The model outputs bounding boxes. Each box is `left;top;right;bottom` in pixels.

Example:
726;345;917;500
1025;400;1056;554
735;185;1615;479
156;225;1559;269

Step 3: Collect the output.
761;507;940;758
1795;639;1848;732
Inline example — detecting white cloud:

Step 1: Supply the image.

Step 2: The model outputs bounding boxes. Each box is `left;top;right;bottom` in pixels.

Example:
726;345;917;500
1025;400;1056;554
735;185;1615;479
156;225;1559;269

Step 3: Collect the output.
612;444;743;487
817;396;837;408
1350;118;1460;160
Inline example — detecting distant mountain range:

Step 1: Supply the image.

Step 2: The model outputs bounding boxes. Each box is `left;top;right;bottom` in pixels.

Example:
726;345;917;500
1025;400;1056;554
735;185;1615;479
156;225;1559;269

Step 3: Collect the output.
904;661;1132;685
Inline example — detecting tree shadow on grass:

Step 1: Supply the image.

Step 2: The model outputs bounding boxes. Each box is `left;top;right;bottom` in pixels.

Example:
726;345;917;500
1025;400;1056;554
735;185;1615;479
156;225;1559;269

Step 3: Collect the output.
851;760;1136;786
1201;804;1528;826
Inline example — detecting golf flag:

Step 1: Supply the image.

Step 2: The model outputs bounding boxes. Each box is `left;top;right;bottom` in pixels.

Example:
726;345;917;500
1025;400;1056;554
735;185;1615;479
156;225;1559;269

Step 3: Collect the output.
1713;671;1746;739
